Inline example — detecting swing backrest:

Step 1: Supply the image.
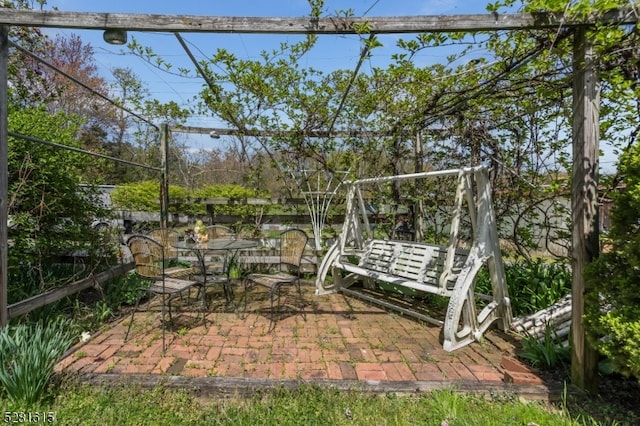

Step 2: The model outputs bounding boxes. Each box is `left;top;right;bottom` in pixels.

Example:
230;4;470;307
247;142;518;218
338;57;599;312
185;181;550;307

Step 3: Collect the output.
358;239;470;292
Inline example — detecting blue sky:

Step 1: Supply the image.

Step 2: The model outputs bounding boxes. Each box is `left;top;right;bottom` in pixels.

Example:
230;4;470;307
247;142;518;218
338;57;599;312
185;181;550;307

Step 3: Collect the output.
48;0;492;16
42;1;495;115
35;1;503;151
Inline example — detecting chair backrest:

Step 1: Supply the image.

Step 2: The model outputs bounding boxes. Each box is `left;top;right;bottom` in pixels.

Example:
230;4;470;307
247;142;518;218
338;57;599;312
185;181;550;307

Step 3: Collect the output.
146;228;180;261
279;229;308;270
127;234;164;280
207;225;236;240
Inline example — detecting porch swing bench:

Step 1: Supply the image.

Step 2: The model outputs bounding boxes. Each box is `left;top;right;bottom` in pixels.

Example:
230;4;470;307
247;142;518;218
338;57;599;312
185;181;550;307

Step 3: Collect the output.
334;239;470;296
315;166;512;351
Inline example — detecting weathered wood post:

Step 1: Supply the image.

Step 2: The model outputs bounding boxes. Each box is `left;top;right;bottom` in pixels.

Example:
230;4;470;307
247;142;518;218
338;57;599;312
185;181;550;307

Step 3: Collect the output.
413;132;425;242
571;26;600;392
0;25;8;327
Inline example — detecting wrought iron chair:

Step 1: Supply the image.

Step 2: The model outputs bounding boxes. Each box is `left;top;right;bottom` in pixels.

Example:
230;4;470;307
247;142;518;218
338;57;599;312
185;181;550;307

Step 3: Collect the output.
243;229;308;330
206;225;236;240
146;228;198;278
205;225;237;275
125;234;204;351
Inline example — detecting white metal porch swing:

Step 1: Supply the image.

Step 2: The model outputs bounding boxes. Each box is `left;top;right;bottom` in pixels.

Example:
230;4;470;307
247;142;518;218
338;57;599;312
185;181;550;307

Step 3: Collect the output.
315;165;512;351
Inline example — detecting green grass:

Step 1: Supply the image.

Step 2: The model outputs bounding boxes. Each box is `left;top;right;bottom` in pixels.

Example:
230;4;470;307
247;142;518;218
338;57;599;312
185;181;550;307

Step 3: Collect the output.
1;381;592;426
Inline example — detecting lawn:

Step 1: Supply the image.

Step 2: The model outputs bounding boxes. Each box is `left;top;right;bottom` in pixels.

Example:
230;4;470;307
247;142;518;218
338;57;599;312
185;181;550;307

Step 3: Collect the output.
2;381;590;426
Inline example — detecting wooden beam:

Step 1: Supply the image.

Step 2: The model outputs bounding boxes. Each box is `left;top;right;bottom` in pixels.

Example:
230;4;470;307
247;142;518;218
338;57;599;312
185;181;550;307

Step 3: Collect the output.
0;9;637;34
169;125;422;138
570;27;600;393
170;197;307;205
78;373;566;402
7;262;134;319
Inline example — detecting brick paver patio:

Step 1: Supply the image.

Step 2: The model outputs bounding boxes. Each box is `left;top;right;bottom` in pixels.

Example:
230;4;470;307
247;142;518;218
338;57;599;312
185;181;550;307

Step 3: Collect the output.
56;281;557;399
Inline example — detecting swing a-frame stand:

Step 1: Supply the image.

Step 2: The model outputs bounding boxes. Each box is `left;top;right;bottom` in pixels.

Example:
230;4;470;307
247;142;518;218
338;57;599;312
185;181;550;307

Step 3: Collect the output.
315;166;512;351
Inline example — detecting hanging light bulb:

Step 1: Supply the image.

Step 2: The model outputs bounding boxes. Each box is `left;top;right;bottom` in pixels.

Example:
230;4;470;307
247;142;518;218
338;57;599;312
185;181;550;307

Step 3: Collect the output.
103;29;128;45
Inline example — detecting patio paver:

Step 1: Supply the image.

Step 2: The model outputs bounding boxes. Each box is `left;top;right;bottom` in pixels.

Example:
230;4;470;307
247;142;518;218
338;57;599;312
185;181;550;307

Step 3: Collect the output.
56;282;560;400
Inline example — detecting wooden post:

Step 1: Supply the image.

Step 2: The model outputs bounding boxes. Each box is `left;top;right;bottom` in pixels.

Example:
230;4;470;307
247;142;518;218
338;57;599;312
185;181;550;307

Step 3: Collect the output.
413;132;425;242
0;26;8;327
571;26;600;392
160;123;169;229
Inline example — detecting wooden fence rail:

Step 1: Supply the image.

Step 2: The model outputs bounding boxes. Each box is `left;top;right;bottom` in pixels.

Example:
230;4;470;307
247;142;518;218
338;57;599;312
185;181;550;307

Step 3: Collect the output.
8;262;134;319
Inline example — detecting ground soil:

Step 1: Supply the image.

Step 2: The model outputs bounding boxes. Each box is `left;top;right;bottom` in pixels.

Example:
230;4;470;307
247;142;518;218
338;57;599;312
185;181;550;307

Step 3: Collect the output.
540;366;640;425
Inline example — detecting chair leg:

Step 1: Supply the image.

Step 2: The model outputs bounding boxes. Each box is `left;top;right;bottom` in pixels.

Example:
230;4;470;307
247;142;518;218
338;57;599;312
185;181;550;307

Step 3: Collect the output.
223;282;234;304
195;284;209;310
242;278;249;319
160;295;169;353
198;285;208;327
166;296;173;323
296;279;306;321
124;289;145;341
268;284;281;332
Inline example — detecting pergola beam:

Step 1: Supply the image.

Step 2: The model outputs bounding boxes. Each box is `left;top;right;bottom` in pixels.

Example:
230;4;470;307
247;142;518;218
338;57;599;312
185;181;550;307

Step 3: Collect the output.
0;8;637;34
169;125;428;138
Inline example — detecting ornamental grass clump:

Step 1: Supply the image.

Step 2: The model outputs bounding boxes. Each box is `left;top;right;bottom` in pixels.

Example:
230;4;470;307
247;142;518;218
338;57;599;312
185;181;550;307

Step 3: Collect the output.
0;318;76;405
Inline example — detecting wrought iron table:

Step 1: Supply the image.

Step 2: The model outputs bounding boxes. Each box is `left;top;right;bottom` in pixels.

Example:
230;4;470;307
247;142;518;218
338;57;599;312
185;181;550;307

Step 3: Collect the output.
174;238;259;303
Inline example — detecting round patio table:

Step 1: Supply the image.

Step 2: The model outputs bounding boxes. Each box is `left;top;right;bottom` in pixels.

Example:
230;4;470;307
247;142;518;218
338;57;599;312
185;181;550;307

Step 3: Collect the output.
174;238;259;303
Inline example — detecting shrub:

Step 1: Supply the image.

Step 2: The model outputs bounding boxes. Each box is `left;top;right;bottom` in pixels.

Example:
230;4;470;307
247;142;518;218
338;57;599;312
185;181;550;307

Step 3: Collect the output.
0;318;76;405
584;142;640;380
110;180;200;216
8;107;114;300
584;251;640;379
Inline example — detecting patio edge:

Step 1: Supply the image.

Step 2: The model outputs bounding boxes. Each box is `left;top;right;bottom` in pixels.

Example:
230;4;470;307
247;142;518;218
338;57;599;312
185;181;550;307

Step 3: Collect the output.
59;372;570;402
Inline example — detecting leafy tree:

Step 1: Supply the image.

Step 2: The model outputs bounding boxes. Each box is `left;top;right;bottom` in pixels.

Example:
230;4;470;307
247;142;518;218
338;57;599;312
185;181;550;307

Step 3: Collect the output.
1;1;130;307
102;67;191;185
41;34;111;124
183;1;579;254
179;146;251;189
584;141;640;379
37;33;120;185
8;107;112;299
4;0;55;106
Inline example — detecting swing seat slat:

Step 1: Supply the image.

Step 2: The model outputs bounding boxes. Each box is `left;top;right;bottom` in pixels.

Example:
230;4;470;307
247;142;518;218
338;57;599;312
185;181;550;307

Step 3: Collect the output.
338;239;469;295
